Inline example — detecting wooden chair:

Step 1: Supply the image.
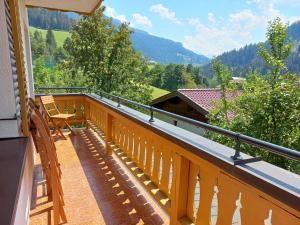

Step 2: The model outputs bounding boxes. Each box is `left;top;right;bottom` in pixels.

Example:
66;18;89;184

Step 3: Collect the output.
29;99;67;225
40;95;75;138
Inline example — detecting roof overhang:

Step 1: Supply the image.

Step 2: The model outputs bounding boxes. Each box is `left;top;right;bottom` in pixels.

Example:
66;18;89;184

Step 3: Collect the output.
25;0;103;15
151;91;209;116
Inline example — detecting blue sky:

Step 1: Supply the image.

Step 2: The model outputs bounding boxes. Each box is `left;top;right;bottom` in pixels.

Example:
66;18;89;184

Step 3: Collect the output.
103;0;300;57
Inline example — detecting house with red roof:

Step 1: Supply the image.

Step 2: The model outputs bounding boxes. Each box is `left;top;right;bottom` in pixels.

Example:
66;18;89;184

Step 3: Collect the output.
151;88;240;123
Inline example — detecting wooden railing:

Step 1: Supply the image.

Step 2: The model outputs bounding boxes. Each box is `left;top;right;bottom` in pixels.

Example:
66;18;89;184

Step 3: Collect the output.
36;94;87;126
37;93;300;225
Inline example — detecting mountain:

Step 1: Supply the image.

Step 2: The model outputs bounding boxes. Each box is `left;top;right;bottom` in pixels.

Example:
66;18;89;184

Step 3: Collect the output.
200;21;300;77
109;17;209;65
28;8;209;65
131;29;209;65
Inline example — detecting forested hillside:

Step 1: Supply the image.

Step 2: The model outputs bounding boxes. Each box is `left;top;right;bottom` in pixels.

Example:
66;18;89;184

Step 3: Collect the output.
201;21;300;77
28;8;76;30
28;8;209;65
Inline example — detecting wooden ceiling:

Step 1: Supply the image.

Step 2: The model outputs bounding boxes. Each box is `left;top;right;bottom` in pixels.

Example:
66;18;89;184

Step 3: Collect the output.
25;0;103;15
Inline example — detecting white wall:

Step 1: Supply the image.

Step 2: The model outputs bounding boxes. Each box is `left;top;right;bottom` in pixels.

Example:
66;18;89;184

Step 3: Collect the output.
155;113;205;136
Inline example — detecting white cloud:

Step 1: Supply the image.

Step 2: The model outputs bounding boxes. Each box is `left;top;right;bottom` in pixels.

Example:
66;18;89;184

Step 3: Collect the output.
283;0;300;6
249;0;300;7
208;12;216;23
150;4;182;24
105;6;128;23
183;0;300;56
132;13;152;27
229;9;260;30
183;9;261;56
184;19;241;56
287;16;300;24
247;0;300;23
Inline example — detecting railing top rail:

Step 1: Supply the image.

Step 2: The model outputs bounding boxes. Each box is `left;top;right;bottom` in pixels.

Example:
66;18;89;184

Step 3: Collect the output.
36;87;87;90
36;87;300;163
97;90;300;163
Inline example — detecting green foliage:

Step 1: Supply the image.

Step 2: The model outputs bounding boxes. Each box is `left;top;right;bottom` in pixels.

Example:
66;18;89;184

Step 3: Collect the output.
147;63;210;91
209;18;300;173
65;7;151;103
30;31;45;61
45;29;57;55
30;28;69;68
161;64;185;91
210;59;234;122
148;64;165;88
258;17;292;85
33;58;87;91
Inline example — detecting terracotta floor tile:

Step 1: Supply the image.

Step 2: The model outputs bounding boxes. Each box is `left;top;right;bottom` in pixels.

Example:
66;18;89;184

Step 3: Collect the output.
29;129;169;225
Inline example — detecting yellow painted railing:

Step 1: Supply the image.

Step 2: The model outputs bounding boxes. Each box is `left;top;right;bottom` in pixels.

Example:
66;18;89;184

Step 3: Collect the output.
36;94;87;126
38;94;300;225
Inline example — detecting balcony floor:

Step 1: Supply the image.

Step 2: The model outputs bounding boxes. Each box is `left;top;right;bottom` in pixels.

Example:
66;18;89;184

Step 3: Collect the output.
29;129;168;225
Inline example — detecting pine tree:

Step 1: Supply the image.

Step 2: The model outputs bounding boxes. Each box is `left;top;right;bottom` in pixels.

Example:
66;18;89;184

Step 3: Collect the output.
45;29;57;67
46;29;57;55
30;30;45;60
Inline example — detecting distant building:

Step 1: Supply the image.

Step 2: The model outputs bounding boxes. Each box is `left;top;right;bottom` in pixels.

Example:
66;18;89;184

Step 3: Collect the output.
232;77;246;83
151;88;240;123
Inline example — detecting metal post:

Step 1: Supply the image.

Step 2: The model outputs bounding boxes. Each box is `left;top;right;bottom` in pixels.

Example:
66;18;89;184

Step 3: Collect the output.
231;133;241;160
149;106;154;123
117;96;121;107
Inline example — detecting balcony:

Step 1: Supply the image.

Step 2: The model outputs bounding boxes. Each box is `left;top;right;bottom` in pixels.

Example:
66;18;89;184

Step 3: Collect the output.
28;93;299;225
29;128;168;225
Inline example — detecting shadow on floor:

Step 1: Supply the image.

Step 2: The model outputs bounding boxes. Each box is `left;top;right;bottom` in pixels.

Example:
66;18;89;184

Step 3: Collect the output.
69;129;166;225
30;164;52;225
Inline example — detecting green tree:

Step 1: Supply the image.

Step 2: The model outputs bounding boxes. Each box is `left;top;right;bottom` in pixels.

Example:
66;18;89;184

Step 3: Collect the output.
30;30;45;61
210;18;300;172
162;64;185;91
45;29;57;67
211;59;233;122
65;7;151;103
148;64;165;88
33;58;87;91
182;70;197;89
45;29;57;55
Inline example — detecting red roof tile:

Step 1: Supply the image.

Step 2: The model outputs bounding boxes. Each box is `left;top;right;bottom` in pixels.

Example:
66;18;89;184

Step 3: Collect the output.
178;88;240;112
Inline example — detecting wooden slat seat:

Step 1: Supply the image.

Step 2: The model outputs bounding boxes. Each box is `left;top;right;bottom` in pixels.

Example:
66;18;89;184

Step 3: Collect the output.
51;114;74;119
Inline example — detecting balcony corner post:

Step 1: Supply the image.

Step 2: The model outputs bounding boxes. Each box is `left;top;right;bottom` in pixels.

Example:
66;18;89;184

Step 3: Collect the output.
105;112;113;155
84;99;90;129
170;153;190;225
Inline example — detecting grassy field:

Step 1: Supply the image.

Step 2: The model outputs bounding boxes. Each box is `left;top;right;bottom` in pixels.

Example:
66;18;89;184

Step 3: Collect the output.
151;86;169;100
29;27;70;47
